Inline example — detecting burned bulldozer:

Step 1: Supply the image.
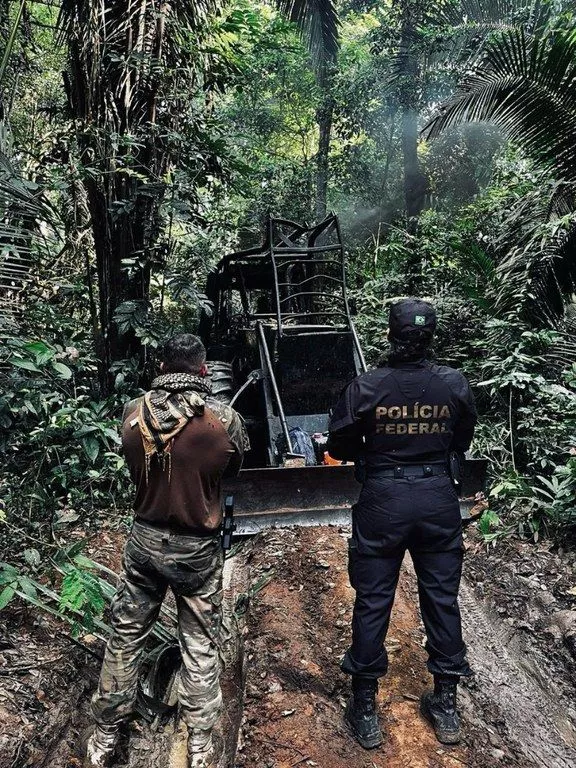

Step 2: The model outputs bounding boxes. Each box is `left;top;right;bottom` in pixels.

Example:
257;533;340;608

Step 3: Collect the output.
200;214;486;533
200;214;365;462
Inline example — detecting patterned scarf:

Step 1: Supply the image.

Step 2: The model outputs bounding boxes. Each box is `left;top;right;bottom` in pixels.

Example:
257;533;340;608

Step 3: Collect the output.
137;373;213;482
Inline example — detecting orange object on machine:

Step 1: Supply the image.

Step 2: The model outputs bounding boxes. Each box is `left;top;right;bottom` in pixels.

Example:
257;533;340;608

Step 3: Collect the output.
323;451;343;466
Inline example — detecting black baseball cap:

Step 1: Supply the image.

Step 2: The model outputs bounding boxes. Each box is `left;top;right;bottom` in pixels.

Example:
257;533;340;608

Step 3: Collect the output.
388;298;436;340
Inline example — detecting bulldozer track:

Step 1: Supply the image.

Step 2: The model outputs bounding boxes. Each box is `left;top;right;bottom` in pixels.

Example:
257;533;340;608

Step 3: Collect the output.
458;581;576;768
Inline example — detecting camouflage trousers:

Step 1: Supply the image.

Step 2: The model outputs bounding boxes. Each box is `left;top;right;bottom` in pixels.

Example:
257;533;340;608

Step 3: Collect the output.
92;520;224;732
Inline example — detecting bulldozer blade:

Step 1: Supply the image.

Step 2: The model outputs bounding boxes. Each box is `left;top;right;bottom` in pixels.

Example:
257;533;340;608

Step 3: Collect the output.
223;459;488;536
223;465;357;535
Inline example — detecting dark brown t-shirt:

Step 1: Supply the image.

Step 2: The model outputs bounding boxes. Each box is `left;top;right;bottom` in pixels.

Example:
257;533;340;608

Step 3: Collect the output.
122;397;248;534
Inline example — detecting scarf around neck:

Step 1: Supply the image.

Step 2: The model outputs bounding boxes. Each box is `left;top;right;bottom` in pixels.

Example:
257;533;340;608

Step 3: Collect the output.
137;372;213;482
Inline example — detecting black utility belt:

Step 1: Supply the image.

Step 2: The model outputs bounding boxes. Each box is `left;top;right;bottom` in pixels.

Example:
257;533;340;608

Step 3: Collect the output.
372;465;448;479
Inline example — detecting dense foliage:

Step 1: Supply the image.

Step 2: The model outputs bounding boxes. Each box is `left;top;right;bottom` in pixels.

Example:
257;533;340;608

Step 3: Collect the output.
1;0;575;615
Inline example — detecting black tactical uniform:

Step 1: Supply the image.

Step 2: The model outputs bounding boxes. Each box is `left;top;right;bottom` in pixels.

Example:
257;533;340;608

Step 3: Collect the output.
328;299;477;748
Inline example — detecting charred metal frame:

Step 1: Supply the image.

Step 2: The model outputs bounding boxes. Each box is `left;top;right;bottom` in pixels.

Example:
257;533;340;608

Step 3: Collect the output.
205;214;367;374
256;321;294;455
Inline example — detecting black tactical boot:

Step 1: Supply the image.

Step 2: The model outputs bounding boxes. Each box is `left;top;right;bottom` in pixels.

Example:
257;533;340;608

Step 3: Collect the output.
420;676;461;744
344;677;383;749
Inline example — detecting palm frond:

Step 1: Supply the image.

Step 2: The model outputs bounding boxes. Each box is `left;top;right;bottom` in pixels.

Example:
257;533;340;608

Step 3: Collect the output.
0;152;58;325
428;0;563;32
483;182;576;327
277;0;340;80
420;1;576;88
0;0;26;88
459;241;497;281
57;0;223;125
423;29;576;183
422;20;517;78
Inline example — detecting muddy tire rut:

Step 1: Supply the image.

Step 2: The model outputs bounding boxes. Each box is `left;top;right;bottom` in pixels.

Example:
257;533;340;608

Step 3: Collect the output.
458;581;576;768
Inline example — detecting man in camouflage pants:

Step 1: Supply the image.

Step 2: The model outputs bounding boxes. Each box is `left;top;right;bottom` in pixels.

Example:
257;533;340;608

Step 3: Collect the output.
85;334;248;768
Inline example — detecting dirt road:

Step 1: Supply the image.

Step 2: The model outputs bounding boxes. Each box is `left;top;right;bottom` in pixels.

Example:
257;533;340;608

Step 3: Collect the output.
236;527;576;768
2;525;576;767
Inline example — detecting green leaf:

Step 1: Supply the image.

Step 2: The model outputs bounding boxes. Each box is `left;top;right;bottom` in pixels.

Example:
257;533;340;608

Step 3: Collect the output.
24;341;54;365
53;539;87;563
0;585;16;610
73;554;96;570
55;508;80;525
102;427;121;442
0;562;19;578
18;576;37;599
9;358;41;372
82;436;100;463
73;425;99;438
23;400;38;416
59;568;106;630
51;361;73;379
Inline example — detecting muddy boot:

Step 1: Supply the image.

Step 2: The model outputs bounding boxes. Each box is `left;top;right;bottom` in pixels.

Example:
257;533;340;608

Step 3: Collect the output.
84;723;120;768
420;676;461;745
344;677;383;750
187;729;216;768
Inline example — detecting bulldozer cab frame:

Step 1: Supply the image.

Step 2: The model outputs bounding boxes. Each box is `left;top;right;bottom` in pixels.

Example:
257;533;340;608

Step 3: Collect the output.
200;214;367;467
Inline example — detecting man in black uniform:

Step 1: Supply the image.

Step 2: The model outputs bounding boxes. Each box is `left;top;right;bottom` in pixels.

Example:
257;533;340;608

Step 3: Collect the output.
327;298;476;750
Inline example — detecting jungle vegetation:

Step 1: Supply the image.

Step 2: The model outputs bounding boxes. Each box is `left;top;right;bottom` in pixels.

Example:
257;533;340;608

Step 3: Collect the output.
0;0;575;611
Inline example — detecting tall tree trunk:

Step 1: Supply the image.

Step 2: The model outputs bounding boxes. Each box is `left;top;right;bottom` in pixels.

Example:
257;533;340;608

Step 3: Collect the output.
398;3;427;225
83;176;153;386
397;0;428;289
61;1;174;392
401;107;426;222
315;93;334;222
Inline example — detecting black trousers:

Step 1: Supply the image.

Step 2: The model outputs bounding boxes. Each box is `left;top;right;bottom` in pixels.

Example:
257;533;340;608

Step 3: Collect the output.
342;473;471;680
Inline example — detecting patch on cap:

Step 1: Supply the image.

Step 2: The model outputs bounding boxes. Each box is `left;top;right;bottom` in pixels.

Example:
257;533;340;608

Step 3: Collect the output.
389;298;437;340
